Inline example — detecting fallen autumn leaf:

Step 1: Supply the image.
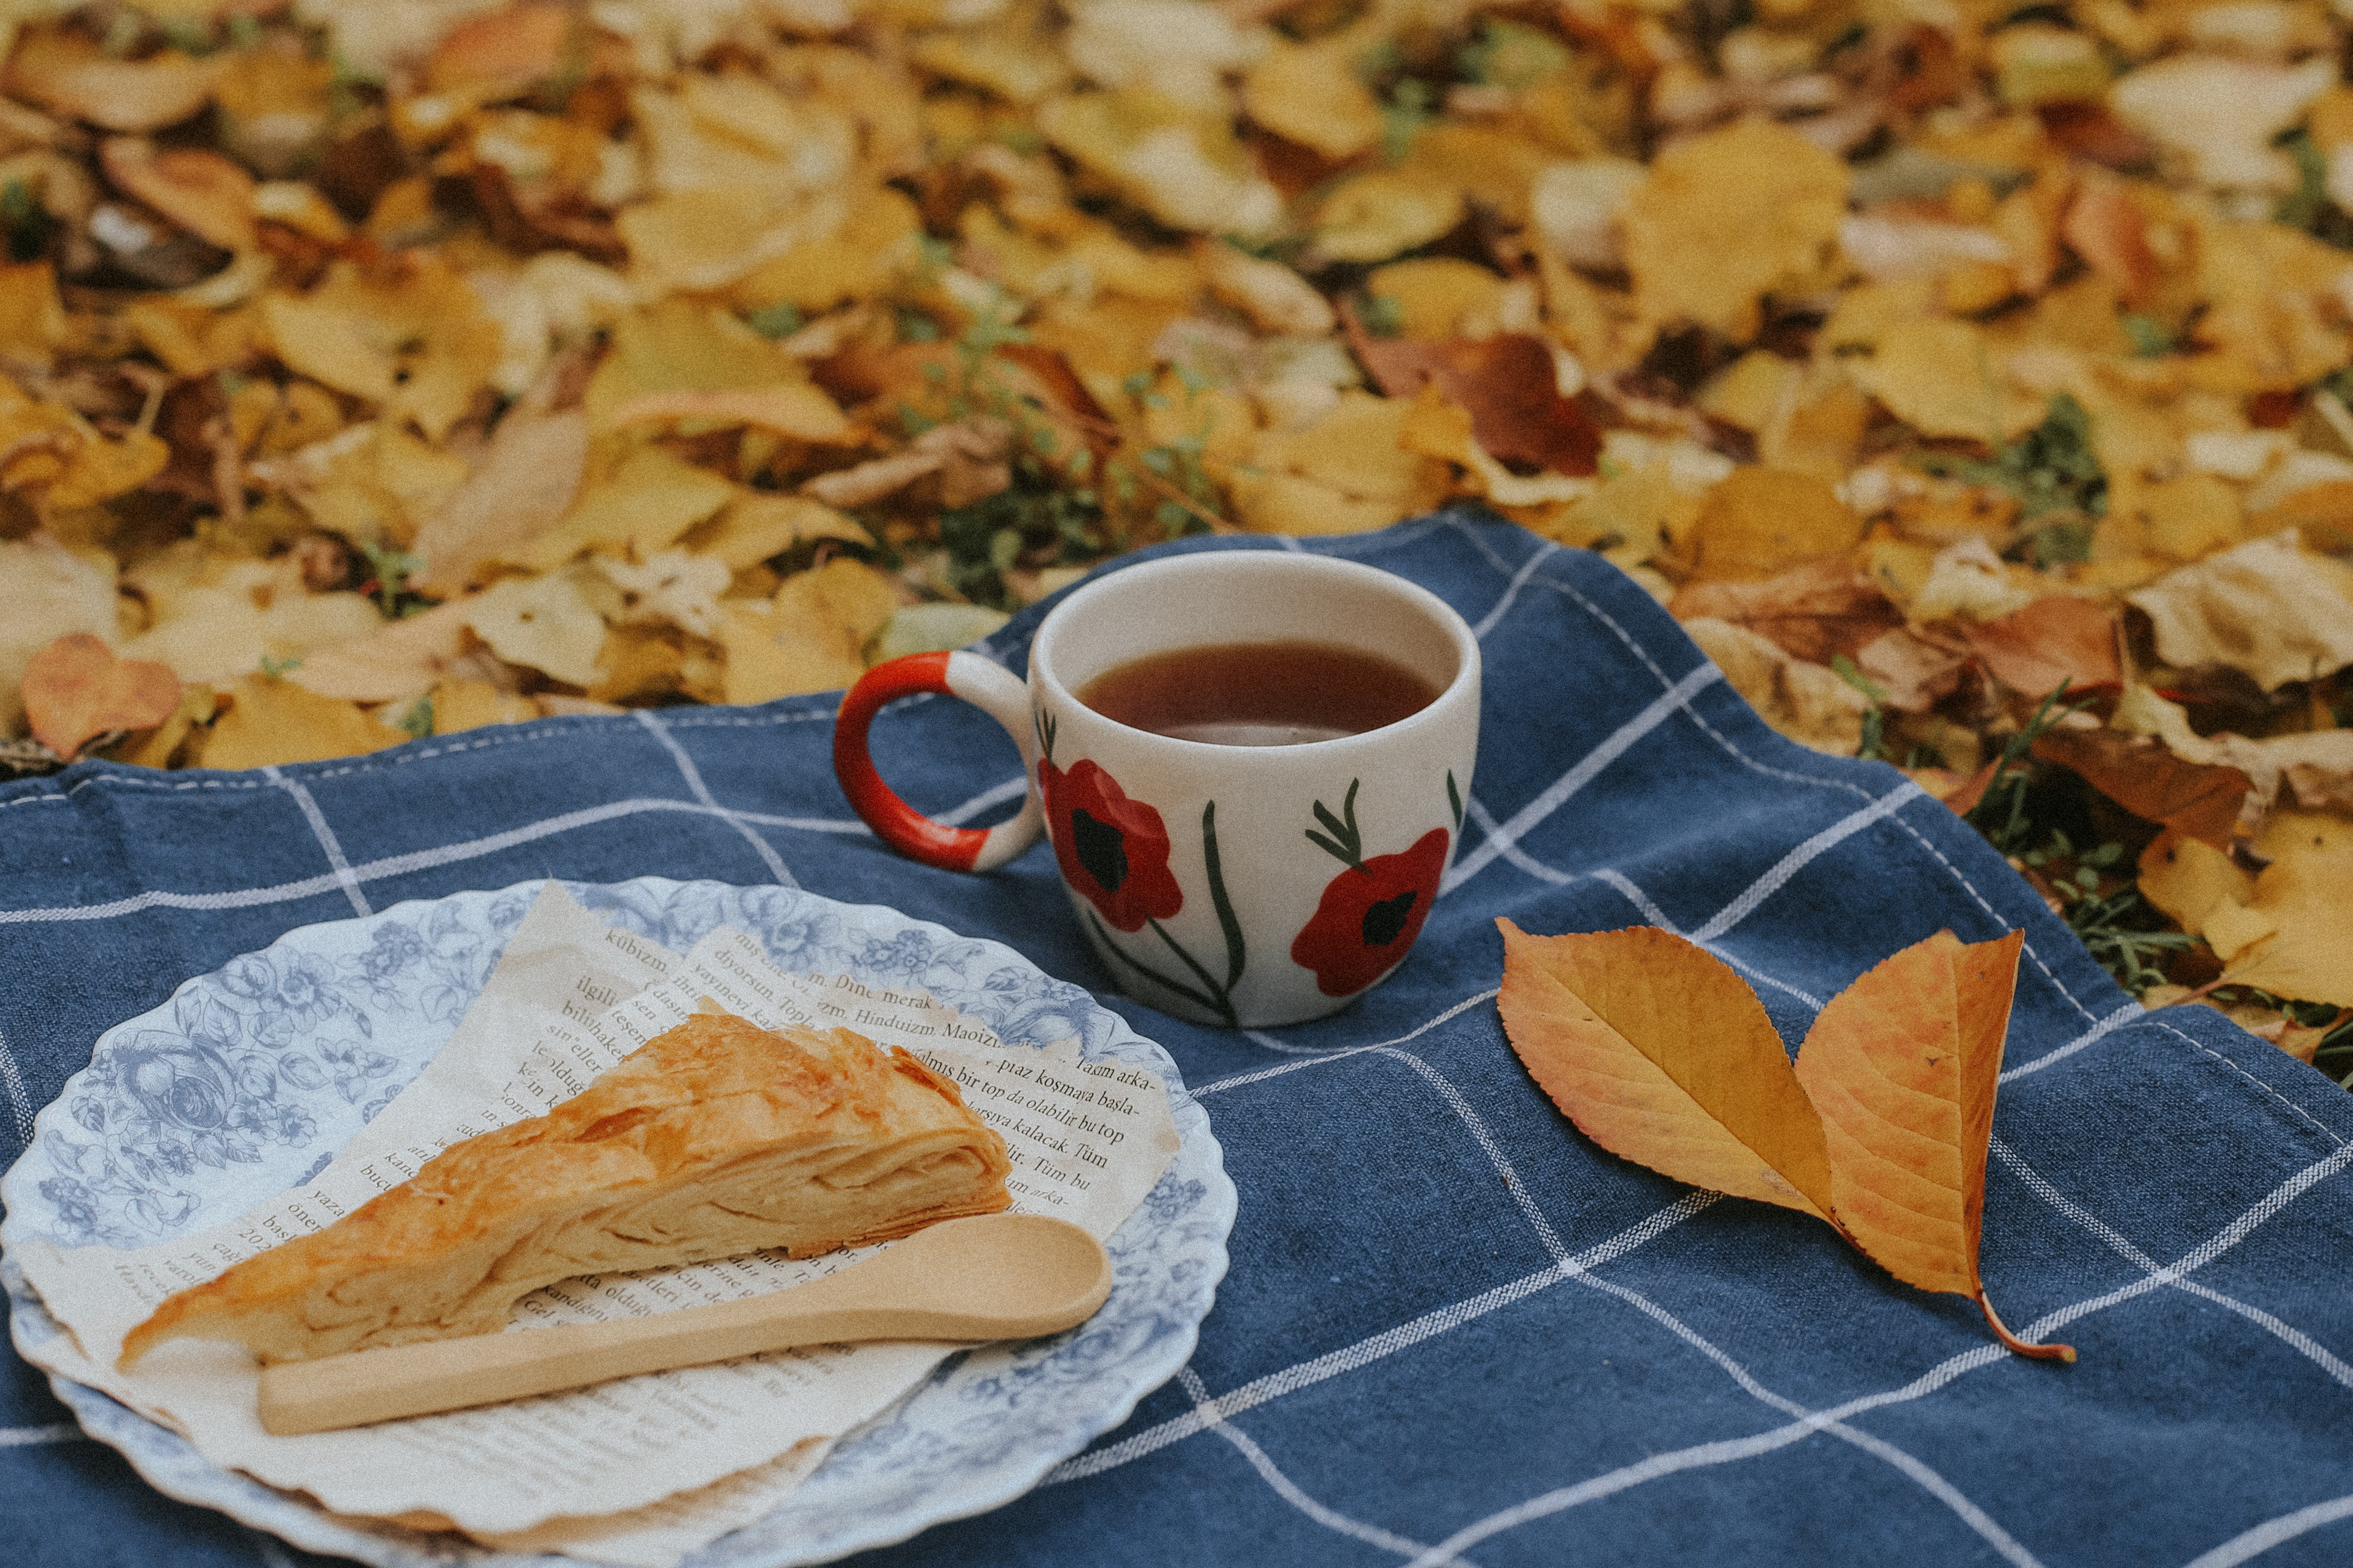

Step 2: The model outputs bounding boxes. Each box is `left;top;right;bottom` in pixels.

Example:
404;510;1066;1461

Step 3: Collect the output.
1499;920;2073;1361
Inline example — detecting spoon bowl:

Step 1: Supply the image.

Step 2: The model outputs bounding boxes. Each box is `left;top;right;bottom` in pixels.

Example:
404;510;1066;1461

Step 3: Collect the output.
256;1213;1112;1435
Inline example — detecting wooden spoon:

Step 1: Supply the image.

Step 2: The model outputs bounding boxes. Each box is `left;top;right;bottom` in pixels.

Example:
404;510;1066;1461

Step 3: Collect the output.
256;1213;1111;1436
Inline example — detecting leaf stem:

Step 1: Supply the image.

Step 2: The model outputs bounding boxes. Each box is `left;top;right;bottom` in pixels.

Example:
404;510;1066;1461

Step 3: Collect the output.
1977;1288;2075;1363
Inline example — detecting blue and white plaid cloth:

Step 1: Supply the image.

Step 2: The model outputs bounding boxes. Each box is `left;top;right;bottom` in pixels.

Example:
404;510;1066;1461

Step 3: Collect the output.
7;516;2352;1568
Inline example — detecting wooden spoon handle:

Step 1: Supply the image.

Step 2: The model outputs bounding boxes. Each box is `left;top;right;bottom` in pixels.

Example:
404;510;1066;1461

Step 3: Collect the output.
258;1292;1065;1436
255;1214;1112;1435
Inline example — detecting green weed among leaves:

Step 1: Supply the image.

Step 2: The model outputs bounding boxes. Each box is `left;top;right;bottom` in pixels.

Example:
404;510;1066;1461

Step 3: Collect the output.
1830;654;1889;761
2024;834;2196;997
1965;683;2092;854
1926;393;2107;567
356;541;435;618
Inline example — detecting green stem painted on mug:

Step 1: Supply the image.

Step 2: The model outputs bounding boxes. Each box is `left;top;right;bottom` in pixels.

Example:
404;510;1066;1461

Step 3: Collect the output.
1201;801;1247;993
1083;799;1247;1027
1087;910;1235;1027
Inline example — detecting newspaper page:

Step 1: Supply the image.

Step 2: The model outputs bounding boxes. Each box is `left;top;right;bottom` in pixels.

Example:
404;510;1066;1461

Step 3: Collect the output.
14;884;1179;1565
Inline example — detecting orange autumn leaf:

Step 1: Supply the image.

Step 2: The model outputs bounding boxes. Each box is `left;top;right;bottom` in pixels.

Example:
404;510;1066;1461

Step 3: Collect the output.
1792;928;2072;1361
427;1;577;95
1928;757;2003;820
2059;175;2158;308
1494;921;1835;1221
1500;921;2073;1362
2028;727;2252;849
1667;557;1905;666
22;632;182;759
8;31;219;133
996;343;1120;464
1346;322;1601;477
100;138;256;254
1958;596;2121;697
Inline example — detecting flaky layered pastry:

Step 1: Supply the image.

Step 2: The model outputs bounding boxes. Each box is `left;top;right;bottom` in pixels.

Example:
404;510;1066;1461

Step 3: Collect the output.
119;1014;1012;1367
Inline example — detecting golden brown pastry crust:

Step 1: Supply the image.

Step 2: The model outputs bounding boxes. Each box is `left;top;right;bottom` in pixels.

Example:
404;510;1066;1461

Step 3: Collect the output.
120;1015;1011;1367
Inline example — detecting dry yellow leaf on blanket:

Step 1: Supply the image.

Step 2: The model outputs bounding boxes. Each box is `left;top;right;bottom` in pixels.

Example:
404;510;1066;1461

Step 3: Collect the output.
1494;921;1837;1221
1790;929;2058;1360
1499;922;2071;1360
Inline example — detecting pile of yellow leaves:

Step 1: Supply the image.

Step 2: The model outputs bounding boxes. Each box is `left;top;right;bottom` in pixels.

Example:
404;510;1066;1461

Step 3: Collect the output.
1;0;2348;1068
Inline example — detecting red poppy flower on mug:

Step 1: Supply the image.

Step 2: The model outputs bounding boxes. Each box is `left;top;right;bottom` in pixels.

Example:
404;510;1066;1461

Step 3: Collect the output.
1292;779;1450;996
1041;757;1183;932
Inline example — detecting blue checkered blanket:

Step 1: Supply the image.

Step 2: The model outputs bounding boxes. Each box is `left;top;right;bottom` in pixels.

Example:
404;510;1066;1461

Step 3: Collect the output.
7;516;2352;1568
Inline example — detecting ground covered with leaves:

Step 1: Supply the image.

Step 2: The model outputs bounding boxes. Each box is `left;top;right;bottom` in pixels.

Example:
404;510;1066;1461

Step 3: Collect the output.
2;0;2349;1074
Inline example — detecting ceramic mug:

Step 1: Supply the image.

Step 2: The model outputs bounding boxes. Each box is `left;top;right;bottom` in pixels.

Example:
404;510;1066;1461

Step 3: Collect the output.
834;553;1481;1027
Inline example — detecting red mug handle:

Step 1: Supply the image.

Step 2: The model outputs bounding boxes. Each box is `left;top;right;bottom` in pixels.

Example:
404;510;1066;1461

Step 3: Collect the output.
835;651;1043;871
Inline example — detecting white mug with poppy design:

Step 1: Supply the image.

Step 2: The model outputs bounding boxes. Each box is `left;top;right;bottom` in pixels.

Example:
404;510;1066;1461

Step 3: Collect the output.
834;552;1481;1028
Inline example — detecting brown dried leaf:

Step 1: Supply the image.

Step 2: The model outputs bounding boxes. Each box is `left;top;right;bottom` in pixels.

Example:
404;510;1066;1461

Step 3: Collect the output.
21;633;181;759
1347;324;1600;477
100;139;256;254
2028;728;2252;849
1958;595;2120;697
427;1;576;96
1854;628;1971;714
2059;174;2157;308
1916;759;2001;818
1495;920;1835;1220
1667;557;1903;665
411;410;589;596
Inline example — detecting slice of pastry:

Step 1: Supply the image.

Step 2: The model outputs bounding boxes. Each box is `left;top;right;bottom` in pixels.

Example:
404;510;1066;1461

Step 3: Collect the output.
120;1014;1012;1367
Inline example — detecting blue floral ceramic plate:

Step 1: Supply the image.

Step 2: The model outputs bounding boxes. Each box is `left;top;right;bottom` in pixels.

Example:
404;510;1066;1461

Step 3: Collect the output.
1;878;1234;1566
